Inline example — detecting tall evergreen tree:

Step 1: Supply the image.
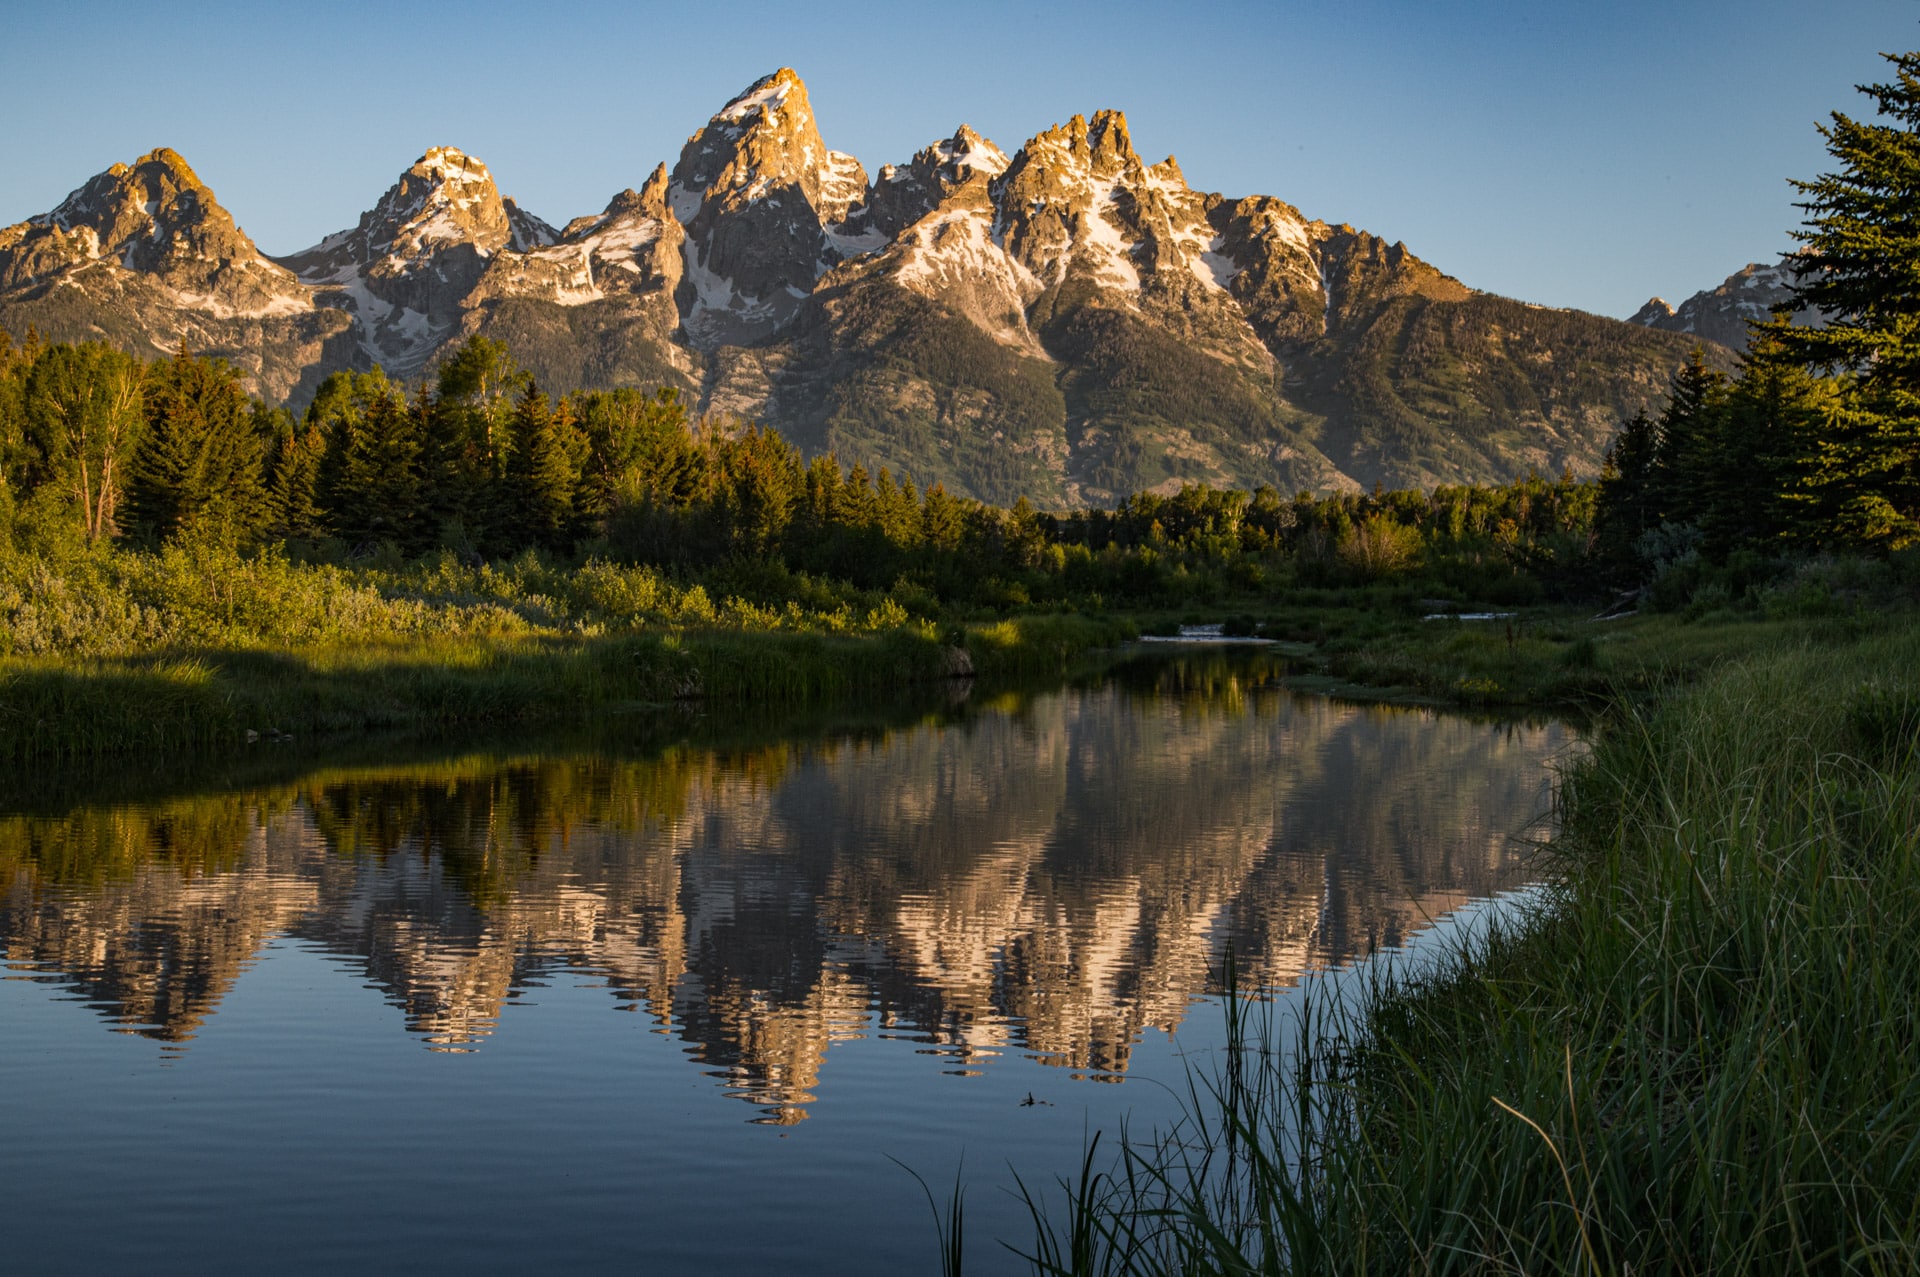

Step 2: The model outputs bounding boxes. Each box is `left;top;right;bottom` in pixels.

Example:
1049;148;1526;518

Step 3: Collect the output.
503;384;584;552
316;369;426;550
1592;410;1659;581
1649;349;1729;529
1722;321;1836;548
268;419;328;539
130;346;267;544
1777;51;1920;547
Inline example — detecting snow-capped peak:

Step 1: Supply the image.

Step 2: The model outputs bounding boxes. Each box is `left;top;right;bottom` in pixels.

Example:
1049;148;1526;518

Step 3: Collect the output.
935;125;1009;179
717;68;800;126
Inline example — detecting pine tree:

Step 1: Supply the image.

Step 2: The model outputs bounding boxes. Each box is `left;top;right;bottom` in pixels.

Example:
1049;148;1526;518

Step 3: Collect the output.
1592;410;1659;581
268;420;328;539
1648;349;1729;529
315;369;425;551
130;346;267;544
1722;321;1836;548
503;384;584;552
1776;51;1920;547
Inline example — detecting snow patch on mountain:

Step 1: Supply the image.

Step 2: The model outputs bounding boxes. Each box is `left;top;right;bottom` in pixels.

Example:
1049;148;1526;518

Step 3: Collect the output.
936;130;1009;177
1196;238;1240;291
1082;180;1142;294
718;77;794;127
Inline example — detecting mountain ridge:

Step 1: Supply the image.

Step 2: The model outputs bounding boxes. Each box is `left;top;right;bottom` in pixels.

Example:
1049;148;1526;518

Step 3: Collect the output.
0;68;1724;505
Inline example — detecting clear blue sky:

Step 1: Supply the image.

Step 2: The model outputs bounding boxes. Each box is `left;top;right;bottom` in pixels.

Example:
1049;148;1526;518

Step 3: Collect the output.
3;0;1914;318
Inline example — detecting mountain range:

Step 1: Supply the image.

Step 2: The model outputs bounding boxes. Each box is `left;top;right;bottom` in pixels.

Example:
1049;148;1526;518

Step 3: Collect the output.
1630;255;1823;351
0;68;1726;506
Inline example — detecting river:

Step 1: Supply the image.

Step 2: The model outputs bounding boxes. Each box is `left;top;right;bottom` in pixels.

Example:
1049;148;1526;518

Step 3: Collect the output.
0;648;1575;1274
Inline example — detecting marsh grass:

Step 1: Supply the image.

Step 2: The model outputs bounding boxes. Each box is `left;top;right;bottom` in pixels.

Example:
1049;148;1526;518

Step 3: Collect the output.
1018;629;1920;1274
0;603;1133;762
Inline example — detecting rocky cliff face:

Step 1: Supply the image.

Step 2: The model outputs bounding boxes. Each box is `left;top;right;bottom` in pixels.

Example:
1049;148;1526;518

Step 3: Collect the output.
0;69;1720;503
666;68;873;348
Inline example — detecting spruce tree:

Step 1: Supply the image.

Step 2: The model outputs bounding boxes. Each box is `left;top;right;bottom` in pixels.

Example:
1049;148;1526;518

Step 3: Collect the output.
1778;51;1920;547
1593;410;1658;581
503;384;584;552
1648;349;1729;529
268;420;328;539
130;346;267;544
315;370;425;551
1724;321;1835;548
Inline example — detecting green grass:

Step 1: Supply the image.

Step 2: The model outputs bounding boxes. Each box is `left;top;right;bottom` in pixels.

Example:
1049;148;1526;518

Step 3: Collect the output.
1017;626;1920;1273
0;616;1137;764
1246;600;1907;715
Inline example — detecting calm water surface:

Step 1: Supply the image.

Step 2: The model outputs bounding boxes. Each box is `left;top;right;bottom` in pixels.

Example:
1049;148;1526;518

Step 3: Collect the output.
0;651;1574;1274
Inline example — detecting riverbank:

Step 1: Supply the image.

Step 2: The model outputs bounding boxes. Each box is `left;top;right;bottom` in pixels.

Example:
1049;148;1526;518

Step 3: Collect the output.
1022;623;1920;1272
0;613;1136;764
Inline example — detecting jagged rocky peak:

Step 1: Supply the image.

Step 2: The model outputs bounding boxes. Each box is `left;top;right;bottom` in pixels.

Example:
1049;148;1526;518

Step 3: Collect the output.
668;67;867;222
562;163;675;238
1632;255;1820;351
993;108;1218;296
286;146;528;282
505;198;559;252
475;162;686;310
669;68;873;347
0;147;306;312
1630;296;1676;325
867;124;1010;237
277;145;556;374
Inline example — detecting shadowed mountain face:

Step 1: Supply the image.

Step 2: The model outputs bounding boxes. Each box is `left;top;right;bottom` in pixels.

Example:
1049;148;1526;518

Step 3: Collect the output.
0;69;1715;504
0;656;1571;1123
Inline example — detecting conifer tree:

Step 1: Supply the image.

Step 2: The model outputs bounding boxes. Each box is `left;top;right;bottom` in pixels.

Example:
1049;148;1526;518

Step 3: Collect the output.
315;369;425;550
0;330;32;510
503;383;584;552
1721;321;1835;548
130;346;267;544
1649;350;1729;528
1777;51;1920;546
1592;410;1658;581
268;419;328;539
575;385;693;519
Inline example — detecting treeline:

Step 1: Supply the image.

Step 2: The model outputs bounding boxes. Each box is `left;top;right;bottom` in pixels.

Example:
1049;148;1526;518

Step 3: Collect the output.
1592;55;1920;592
1;328;1590;613
1591;329;1885;591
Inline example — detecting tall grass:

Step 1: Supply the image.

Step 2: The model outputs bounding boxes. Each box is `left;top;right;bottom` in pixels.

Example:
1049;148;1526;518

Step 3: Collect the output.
0;534;1150;761
1019;629;1920;1273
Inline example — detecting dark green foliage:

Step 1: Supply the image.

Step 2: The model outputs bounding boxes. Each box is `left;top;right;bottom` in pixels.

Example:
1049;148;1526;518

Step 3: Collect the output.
1309;293;1722;489
1592;410;1657;582
1777;51;1920;547
129;346;267;544
502;385;586;551
313;368;427;551
1718;324;1832;549
575;385;699;520
804;285;1070;508
1648;348;1728;527
267;417;327;539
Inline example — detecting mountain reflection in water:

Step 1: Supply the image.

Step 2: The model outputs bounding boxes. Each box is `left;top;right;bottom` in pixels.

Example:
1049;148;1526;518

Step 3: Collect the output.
0;653;1572;1124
